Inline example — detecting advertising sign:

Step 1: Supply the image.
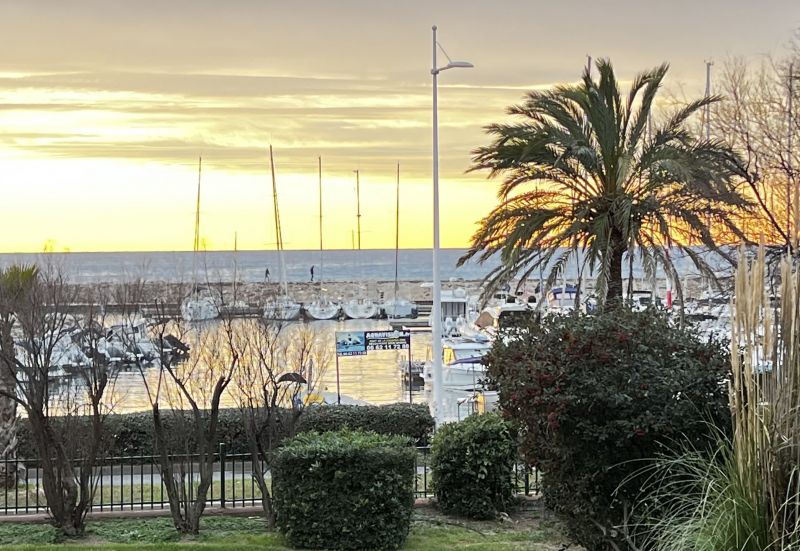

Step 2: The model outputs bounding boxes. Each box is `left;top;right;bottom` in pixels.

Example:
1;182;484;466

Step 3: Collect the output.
365;330;411;352
335;331;367;357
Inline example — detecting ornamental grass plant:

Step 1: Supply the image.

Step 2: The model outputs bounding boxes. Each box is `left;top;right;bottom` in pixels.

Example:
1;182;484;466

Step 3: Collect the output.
636;247;800;551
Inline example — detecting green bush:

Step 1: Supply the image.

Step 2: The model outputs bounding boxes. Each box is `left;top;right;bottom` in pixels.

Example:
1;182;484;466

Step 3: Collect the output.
296;403;434;445
272;430;415;550
15;403;433;458
430;413;517;519
16;408;292;458
486;308;731;551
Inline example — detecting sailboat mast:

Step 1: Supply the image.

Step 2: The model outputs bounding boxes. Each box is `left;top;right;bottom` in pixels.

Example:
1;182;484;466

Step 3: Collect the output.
355;169;362;250
394;163;401;301
233;231;238;301
192;156;202;290
704;61;713;294
704;61;712;141
319;156;324;287
788;62;795;250
269;145;289;296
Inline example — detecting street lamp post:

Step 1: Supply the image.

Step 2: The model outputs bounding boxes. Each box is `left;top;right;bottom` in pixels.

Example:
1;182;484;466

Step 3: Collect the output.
431;25;472;424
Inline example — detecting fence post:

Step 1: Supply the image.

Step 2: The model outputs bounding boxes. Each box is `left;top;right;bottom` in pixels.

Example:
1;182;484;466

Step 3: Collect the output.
219;443;226;509
524;468;530;496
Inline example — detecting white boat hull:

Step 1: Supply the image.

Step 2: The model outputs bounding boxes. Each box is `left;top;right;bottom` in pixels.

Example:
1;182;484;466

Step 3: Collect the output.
342;300;378;319
382;298;416;319
181;297;219;322
263;299;302;321
305;299;340;320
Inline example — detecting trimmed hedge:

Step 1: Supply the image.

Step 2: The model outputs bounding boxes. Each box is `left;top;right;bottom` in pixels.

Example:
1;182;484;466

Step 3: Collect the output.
273;430;415;550
16;409;264;458
15;403;432;458
430;413;517;519
296;403;434;445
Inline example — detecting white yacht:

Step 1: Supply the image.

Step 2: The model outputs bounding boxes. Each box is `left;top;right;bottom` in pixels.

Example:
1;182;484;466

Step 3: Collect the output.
181;286;220;322
423;334;498;423
305;296;341;320
263;295;302;322
342;296;379;319
262;145;302;322
100;318;160;363
305;158;342;322
182;158;220;323
381;164;417;320
381;297;416;319
545;285;578;313
15;329;90;376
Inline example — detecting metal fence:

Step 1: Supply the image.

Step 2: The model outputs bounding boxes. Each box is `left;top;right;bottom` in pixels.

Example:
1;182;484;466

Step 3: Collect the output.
1;446;540;516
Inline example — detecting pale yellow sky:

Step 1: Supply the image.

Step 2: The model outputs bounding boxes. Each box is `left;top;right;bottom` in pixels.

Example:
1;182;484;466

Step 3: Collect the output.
0;0;797;252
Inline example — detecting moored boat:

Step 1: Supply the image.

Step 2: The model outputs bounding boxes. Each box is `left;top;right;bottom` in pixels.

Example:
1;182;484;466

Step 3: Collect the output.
305;296;340;320
342;297;379;319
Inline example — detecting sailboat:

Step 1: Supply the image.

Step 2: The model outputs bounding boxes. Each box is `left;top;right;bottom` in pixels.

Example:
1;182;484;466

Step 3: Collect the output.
180;157;220;322
381;163;417;319
262;145;302;322
342;169;379;320
305;157;341;321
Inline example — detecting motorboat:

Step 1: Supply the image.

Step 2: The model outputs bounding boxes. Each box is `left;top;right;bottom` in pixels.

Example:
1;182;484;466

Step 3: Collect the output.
101;318;160;363
14;330;90;375
545;285;578;313
475;294;533;332
381;297;417;319
422;334;498;423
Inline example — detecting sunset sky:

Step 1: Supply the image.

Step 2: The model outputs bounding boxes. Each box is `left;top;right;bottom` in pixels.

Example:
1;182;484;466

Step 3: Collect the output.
0;0;798;252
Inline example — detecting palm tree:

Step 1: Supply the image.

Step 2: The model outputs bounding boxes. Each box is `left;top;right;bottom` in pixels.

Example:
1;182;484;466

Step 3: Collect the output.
0;264;39;488
460;59;750;309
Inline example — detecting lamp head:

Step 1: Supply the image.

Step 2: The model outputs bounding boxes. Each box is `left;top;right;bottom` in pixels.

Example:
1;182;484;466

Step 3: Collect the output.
446;61;474;69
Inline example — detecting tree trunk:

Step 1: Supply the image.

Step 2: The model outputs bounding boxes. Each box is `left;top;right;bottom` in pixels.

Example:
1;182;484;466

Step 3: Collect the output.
605;229;626;310
0;325;18;489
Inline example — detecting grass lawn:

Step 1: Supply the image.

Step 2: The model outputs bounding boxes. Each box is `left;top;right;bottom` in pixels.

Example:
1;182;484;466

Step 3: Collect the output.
0;505;573;550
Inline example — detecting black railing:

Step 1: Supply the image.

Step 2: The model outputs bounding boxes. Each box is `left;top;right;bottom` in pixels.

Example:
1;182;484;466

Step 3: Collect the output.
1;446;540;516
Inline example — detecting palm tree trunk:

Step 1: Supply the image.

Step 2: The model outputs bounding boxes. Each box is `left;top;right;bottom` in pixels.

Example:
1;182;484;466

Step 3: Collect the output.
605;230;626;309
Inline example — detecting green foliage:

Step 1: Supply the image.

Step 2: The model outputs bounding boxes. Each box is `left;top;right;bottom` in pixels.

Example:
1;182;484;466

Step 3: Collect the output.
15;403;433;458
486;308;731;551
0;521;61;545
460;58;749;305
634;436;774;551
296;403;435;445
0;509;572;550
430;413;517;519
16;408;297;458
272;430;416;550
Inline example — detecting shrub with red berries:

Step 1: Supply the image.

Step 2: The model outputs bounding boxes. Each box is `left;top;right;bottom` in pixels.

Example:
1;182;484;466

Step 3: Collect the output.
485;308;730;551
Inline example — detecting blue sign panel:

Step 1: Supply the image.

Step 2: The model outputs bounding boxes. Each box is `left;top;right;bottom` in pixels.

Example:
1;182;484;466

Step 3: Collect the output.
335;331;367;356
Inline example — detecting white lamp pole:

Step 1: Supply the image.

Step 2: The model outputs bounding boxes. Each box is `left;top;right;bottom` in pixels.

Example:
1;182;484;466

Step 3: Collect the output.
430;25;472;424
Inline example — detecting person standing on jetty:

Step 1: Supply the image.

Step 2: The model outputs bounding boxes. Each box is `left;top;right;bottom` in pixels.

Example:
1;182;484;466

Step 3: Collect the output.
310;265;315;282
265;267;271;282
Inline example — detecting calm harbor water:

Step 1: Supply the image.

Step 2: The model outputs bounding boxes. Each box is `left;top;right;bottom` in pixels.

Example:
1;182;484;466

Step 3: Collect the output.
0;249;490;284
0;247;732;284
99;319;431;413
4;247;734;412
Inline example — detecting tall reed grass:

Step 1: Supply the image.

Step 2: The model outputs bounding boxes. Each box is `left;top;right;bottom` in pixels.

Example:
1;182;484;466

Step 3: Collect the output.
634;247;800;551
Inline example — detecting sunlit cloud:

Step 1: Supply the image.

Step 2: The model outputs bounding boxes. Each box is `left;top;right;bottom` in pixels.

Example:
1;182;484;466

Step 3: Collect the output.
0;0;794;252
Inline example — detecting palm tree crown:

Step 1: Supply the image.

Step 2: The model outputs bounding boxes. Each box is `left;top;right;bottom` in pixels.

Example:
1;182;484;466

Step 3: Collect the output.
460;59;749;308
